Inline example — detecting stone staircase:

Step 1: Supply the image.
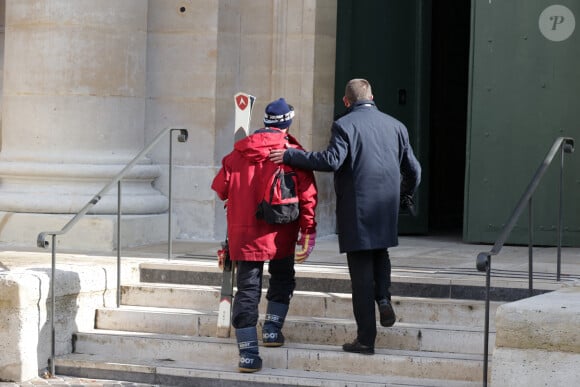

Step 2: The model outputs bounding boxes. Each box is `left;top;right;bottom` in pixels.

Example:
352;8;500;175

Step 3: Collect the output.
52;260;502;386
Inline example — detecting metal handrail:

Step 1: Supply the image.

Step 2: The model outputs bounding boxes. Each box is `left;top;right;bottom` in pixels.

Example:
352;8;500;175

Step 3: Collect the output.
475;136;574;387
37;127;188;376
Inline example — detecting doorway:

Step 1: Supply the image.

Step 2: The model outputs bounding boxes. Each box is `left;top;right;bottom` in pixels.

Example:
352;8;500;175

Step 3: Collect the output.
335;0;470;236
428;0;470;235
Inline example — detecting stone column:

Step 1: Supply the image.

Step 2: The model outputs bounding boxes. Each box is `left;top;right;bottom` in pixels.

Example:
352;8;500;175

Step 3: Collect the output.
0;0;168;250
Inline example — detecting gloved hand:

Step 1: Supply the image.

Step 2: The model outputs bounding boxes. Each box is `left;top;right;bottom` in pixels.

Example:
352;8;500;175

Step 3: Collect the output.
217;246;227;270
217;240;230;270
400;194;416;217
295;232;316;263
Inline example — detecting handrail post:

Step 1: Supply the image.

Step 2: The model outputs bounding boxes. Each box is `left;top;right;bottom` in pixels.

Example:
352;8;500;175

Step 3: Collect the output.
50;234;56;377
558;138;574;279
167;128;188;260
116;181;122;308
528;197;533;297
168;131;174;260
478;252;491;387
557;144;564;281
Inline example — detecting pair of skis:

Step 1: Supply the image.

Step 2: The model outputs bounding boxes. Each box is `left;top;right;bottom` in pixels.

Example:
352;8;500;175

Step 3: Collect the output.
216;92;256;338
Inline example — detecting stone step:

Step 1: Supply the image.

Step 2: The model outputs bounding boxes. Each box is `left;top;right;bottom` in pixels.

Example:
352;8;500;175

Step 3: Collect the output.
67;330;486;384
55;352;481;387
56;255;508;385
56;352;483;387
95;305;494;354
121;283;502;328
138;260;552;301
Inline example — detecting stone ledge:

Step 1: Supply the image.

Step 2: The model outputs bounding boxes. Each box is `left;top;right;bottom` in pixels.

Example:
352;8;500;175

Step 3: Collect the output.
491;285;580;386
491;348;580;386
494;285;580;353
0;260;140;382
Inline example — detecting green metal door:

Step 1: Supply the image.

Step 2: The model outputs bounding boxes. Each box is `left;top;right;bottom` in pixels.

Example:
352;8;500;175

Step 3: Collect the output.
465;0;580;245
335;0;431;234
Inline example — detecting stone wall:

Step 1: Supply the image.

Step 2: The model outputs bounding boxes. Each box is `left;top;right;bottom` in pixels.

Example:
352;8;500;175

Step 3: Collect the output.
143;0;338;242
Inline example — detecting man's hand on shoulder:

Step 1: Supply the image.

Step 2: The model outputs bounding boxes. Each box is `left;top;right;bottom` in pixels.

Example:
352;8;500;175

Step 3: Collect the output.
269;149;287;164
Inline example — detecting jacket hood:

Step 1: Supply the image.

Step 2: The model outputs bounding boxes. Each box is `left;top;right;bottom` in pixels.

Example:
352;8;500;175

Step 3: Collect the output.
234;127;302;162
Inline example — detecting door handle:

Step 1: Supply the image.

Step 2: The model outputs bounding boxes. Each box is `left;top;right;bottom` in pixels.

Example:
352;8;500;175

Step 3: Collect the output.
398;88;407;105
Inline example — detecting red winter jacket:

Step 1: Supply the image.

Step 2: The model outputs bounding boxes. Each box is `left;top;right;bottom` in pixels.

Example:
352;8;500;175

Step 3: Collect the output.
211;128;318;261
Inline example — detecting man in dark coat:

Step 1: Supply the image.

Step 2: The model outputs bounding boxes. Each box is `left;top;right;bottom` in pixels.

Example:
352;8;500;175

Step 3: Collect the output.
269;79;421;354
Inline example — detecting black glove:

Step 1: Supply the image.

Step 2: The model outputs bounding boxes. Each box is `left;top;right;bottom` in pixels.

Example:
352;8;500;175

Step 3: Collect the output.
400;194;417;217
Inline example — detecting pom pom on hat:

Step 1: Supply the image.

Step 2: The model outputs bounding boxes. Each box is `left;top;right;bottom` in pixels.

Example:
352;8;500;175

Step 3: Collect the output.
264;98;295;129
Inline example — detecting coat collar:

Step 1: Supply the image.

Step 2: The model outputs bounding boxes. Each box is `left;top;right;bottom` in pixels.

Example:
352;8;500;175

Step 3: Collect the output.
347;99;376;114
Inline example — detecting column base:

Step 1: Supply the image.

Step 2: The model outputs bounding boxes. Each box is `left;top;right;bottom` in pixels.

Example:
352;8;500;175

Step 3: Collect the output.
0;212;169;251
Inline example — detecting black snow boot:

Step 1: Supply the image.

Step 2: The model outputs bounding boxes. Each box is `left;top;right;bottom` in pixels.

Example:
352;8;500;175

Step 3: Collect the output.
235;327;262;373
262;301;289;347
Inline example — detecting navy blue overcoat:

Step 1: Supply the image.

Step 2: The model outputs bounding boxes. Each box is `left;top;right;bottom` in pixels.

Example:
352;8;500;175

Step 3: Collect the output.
284;100;421;253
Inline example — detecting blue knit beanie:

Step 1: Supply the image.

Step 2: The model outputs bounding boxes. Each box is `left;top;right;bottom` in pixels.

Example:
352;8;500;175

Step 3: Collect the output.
263;98;295;129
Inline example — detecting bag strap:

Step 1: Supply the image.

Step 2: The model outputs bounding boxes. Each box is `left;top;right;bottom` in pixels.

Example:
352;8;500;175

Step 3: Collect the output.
268;167;283;204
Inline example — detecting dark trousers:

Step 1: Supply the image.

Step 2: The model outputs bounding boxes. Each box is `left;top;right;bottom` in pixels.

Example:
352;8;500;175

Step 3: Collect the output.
346;249;391;346
232;256;296;329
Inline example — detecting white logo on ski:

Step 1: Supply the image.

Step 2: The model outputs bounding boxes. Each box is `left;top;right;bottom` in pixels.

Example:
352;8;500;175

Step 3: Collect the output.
234;92;256;142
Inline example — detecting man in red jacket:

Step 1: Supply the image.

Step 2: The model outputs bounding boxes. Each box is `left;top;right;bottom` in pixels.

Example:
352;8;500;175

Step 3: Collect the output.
211;98;318;373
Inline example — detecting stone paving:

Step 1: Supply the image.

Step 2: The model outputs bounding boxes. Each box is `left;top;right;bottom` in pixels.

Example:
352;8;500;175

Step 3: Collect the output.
0;375;156;387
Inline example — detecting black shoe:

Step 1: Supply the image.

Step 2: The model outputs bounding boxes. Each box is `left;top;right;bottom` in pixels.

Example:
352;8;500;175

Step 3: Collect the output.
342;339;374;355
379;300;396;327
